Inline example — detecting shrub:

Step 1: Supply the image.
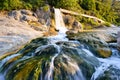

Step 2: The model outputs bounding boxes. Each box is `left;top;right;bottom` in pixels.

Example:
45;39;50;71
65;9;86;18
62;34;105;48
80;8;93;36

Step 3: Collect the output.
26;0;45;9
43;5;49;12
9;0;23;10
56;0;80;10
104;22;111;27
1;0;23;10
23;3;32;10
80;0;96;10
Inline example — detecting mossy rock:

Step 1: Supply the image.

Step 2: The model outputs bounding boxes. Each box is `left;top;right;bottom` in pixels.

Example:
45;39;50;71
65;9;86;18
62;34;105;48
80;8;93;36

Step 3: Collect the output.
0;39;100;80
54;46;99;80
66;30;118;58
56;41;80;48
96;48;112;58
35;44;59;56
17;37;49;56
5;57;50;80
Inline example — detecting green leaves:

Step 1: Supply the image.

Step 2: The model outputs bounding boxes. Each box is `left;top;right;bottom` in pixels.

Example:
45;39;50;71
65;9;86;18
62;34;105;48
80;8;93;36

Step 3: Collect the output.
0;0;119;25
56;0;80;10
80;0;96;10
0;0;45;10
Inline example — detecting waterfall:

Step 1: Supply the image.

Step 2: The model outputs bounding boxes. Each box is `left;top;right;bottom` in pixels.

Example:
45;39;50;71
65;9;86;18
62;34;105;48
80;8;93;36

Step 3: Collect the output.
54;8;67;33
62;54;85;80
0;54;20;80
0;74;5;80
48;8;68;43
0;54;20;69
45;45;60;80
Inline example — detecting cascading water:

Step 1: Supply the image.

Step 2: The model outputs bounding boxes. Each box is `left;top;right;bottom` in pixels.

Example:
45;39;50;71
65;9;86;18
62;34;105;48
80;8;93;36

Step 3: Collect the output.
0;8;120;80
45;45;60;80
54;9;67;33
48;8;68;44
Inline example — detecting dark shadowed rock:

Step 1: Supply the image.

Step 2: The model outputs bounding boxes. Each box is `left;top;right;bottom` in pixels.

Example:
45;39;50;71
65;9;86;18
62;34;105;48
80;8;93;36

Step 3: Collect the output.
117;31;120;50
21;10;33;16
8;10;38;22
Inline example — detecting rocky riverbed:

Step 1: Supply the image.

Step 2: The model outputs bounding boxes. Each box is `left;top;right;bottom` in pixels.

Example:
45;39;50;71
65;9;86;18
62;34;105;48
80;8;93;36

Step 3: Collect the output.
0;8;120;58
67;26;120;58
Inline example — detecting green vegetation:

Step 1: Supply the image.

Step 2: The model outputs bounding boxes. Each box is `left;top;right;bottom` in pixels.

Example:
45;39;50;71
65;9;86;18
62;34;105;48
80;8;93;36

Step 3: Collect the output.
56;0;80;10
0;0;22;10
43;5;49;12
0;0;45;10
80;0;96;10
77;16;100;29
0;0;120;25
77;0;119;26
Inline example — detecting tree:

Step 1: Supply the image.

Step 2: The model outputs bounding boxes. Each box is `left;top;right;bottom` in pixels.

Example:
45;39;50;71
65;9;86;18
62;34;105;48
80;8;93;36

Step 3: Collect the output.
80;0;96;10
0;0;22;10
1;0;9;10
9;0;22;9
22;0;45;9
47;0;60;7
56;0;80;10
95;0;118;23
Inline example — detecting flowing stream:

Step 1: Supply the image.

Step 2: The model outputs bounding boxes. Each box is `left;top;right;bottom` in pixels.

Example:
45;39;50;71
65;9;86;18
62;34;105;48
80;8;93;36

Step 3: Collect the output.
0;8;120;80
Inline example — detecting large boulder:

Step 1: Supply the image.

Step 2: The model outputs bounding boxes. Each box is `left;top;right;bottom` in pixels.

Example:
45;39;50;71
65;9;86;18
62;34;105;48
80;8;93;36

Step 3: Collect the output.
63;15;82;31
0;17;43;56
63;15;74;29
0;38;99;80
67;27;120;58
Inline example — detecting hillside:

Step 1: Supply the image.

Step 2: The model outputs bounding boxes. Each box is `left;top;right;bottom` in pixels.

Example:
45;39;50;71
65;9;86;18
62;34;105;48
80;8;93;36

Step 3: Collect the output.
0;0;120;25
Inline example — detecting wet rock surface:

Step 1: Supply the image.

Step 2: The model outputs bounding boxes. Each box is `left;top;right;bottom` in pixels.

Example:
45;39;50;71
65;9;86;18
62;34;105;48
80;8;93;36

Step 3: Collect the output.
0;38;99;80
96;66;120;80
67;27;120;58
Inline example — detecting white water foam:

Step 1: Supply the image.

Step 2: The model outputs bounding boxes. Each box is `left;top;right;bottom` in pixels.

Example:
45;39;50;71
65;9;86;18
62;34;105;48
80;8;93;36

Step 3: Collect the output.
82;49;94;56
45;45;60;80
48;8;68;44
45;54;58;80
54;9;67;33
63;54;85;80
91;57;120;80
0;54;20;80
0;54;20;69
0;74;5;80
